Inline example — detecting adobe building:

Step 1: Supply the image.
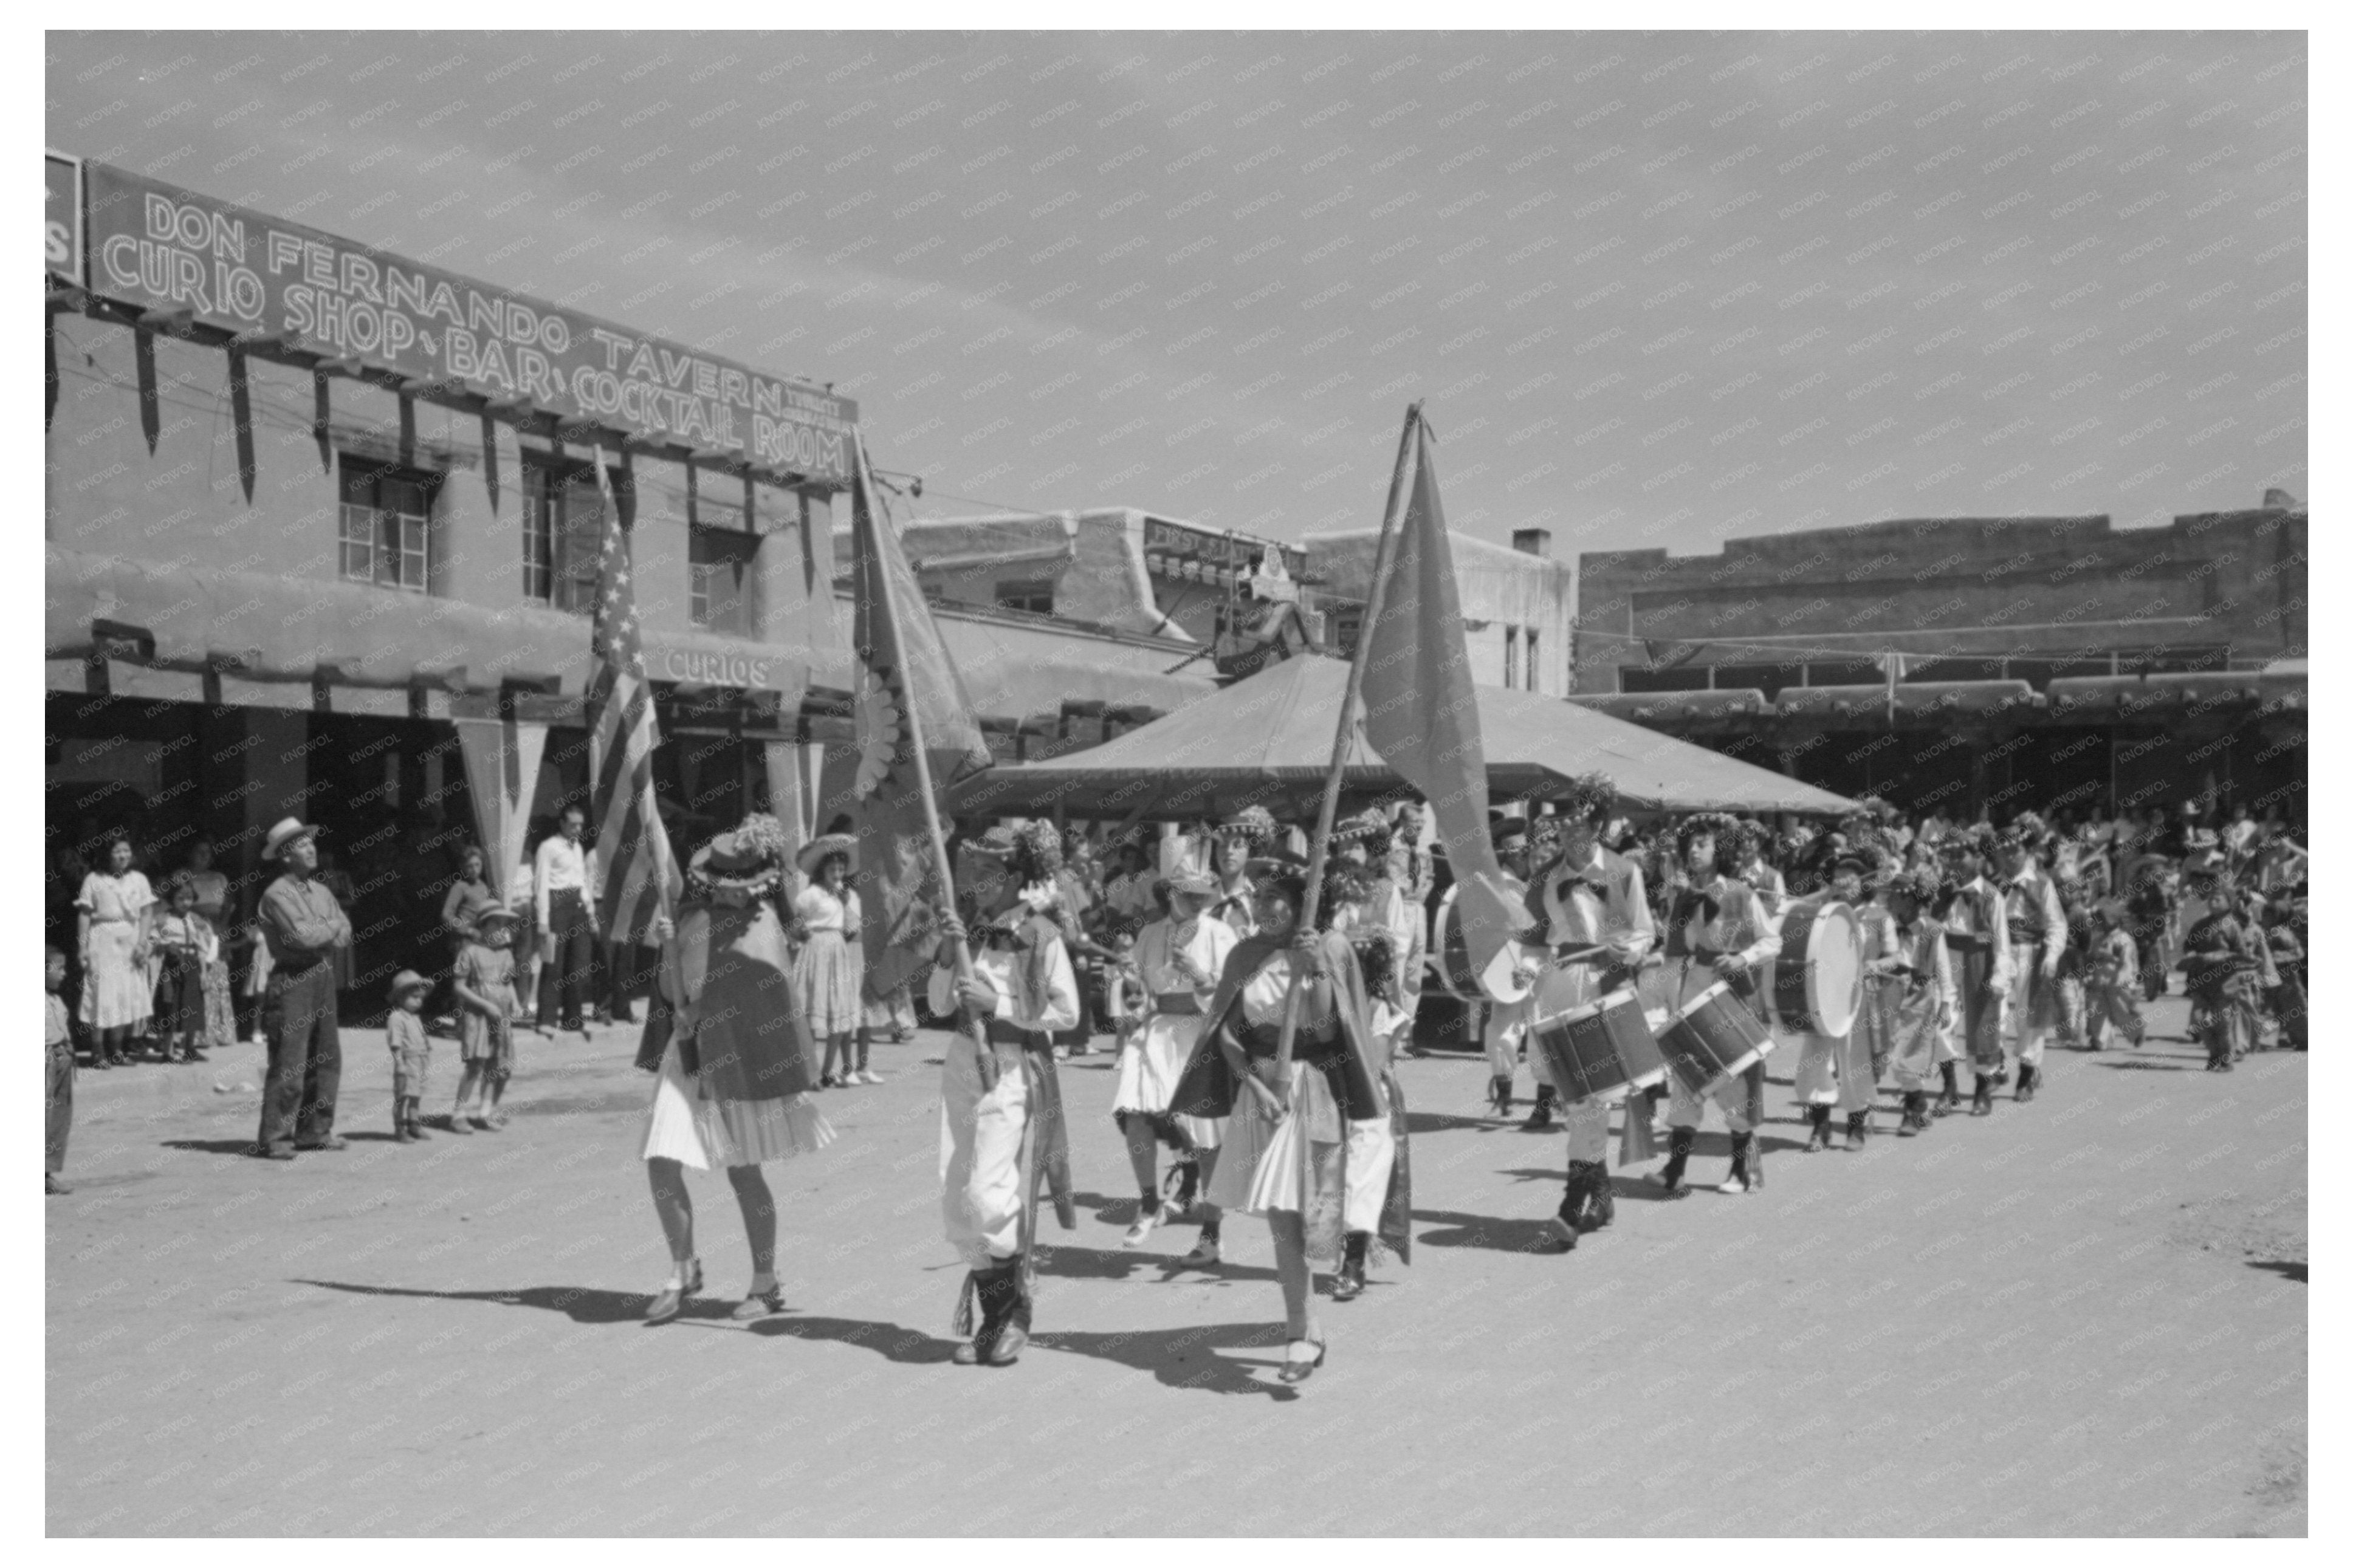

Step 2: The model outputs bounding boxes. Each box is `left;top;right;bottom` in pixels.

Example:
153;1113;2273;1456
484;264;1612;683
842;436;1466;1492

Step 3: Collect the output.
44;152;1209;992
1570;506;2307;821
1304;525;1577;694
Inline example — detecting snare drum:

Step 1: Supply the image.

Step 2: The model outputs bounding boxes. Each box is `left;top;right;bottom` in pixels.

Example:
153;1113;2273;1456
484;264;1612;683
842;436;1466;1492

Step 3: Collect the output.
1773;899;1864;1036
1531;990;1668;1105
1658;980;1775;1096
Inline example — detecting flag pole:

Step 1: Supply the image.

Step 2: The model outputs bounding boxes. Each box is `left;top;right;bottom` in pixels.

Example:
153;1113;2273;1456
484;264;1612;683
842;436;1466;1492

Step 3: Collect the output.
1270;402;1424;1102
857;439;995;1093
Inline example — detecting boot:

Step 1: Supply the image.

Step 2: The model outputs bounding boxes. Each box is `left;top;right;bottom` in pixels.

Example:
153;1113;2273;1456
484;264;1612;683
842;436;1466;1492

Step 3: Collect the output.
1805;1104;1833;1152
1332;1231;1370;1301
1932;1062;1959;1117
952;1261;1022;1367
1584;1160;1616;1228
406;1100;430;1140
989;1268;1032;1367
1520;1083;1557;1132
2015;1063;2036;1104
1716;1132;1754;1194
1488;1074;1514;1118
1654;1126;1697;1196
1844;1110;1867;1151
1898;1091;1928;1135
1971;1074;1994;1117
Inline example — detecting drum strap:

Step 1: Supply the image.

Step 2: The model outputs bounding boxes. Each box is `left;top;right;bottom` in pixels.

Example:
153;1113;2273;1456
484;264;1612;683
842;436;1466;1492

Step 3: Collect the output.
1151;992;1203;1015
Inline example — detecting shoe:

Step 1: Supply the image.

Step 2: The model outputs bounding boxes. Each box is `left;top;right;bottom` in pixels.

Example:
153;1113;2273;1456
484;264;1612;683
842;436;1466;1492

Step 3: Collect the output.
1520;1103;1554;1133
87;1055;109;1072
1277;1337;1327;1384
645;1261;704;1324
1716;1133;1754;1194
295;1135;348;1152
45;1173;71;1195
445;1114;473;1134
730;1284;787;1321
1331;1234;1369;1300
988;1298;1031;1367
2016;1064;2037;1104
1122;1206;1160;1248
1844;1112;1867;1152
394;1126;416;1144
1542;1213;1579;1252
1805;1108;1832;1152
819;1073;839;1089
481;1114;506;1132
1488;1075;1514;1117
1178;1234;1222;1269
248;1143;296;1161
407;1120;431;1140
1971;1078;1994;1117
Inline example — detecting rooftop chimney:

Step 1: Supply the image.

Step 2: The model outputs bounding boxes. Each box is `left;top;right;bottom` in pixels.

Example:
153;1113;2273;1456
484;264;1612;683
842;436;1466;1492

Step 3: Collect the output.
1511;528;1552;557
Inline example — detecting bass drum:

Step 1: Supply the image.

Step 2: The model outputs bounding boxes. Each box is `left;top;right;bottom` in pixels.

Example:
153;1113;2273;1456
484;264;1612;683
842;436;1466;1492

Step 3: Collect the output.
1433;876;1536;1002
1773;899;1864;1037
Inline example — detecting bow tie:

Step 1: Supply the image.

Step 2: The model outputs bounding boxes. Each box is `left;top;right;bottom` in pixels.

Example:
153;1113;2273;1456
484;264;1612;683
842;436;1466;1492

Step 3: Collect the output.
1672;889;1720;926
1556;872;1607;896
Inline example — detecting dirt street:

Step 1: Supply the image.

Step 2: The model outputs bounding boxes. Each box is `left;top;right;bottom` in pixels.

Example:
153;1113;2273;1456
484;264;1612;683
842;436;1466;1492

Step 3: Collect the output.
48;993;2304;1536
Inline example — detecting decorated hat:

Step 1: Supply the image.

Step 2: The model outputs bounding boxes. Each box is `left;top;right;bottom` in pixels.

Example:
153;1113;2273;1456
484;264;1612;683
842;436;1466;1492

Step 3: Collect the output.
1164;869;1219;900
1330;808;1392;849
385;969;431;1003
1490;813;1530;854
261;817;321;862
692;813;793;882
1220;805;1279;844
1994;811;2050;850
1246;846;1309;876
1883;867;1941;905
1674;812;1742;855
795;832;858;877
1551;772;1618;826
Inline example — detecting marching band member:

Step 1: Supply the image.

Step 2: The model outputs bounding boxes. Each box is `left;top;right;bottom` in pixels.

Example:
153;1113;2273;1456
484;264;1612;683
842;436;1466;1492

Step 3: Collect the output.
1110;871;1237;1251
1935;830;2013;1117
930;824;1082;1369
1208;806;1277;939
1996;814;2069;1105
1523;776;1655;1250
1787;851;1881;1152
1482;818;1543;1123
1171;868;1390;1385
1652;814;1781;1197
1877;868;1956;1134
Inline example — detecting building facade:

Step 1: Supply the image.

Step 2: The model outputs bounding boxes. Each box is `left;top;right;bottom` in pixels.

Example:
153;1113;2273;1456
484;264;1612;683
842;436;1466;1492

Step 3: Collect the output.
1304;525;1577;694
1571;507;2307;820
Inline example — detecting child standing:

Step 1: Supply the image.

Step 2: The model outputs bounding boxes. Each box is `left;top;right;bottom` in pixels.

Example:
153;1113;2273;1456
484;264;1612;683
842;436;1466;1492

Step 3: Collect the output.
47;947;74;1195
2083;903;2148;1050
149;874;218;1064
448;897;518;1131
385;970;433;1143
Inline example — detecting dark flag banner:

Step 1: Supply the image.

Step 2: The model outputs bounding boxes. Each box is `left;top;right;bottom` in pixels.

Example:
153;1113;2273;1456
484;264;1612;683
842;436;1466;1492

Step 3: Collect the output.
1357;409;1521;989
847;435;992;998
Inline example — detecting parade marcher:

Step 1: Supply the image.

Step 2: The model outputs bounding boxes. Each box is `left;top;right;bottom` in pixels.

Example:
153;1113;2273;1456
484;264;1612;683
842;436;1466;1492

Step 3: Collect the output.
1521;776;1655;1245
1480;817;1540;1122
2179;852;2261;1072
1111;870;1238;1250
533;804;599;1036
1877;869;1956;1134
1854;851;1906;1086
2262;895;2307;1052
2083;902;2148;1050
2126;853;2177;1001
1207;806;1277;939
1171;868;1392;1383
250;818;352;1159
384;969;433;1143
792;833;865;1087
1652;814;1780;1196
75;832;154;1069
446;897;519;1133
640;815;834;1325
1935;830;2012;1117
930;824;1082;1369
1996;814;2069;1104
1788;851;1880;1152
1327;809;1427;1044
1334;922;1412;1303
46;947;74;1195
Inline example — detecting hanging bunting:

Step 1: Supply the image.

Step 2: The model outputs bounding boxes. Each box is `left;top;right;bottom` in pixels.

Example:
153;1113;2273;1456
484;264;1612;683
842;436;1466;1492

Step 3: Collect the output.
479;408;501;515
133;324;160;456
45;309;57;431
312;368;332;473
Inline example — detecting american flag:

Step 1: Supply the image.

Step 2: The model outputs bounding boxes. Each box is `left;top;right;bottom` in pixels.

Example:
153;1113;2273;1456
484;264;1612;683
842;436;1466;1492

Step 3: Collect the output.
588;453;680;946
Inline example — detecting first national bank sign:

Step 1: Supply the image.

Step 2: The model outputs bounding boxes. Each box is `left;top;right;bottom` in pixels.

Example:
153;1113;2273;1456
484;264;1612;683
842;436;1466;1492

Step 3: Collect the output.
52;155;857;486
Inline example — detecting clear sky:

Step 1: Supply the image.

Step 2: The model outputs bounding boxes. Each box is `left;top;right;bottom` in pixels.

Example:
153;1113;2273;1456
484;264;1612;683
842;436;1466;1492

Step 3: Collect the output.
46;30;2306;560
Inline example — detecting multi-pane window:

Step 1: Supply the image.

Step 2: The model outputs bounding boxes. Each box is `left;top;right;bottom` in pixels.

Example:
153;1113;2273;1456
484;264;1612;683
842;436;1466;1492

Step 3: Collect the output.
690;525;758;635
996;580;1056;615
522;460;610;615
1504;625;1522;690
338;460;433;592
1525;629;1542;694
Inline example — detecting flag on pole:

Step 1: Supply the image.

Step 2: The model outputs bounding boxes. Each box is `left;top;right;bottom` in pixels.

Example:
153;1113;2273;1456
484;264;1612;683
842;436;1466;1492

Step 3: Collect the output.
847;434;992;997
587;450;681;947
1356;411;1522;988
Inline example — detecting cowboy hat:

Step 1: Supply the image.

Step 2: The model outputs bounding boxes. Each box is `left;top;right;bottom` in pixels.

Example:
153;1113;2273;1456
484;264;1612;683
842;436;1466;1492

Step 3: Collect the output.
385;969;431;1002
1164;869;1219;900
796;832;858;877
261;817;320;862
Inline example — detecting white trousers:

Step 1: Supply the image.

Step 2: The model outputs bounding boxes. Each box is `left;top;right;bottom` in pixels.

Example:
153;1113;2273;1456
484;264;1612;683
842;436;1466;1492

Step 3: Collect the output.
1665;1071;1754;1134
2001;947;2052;1070
1791;1028;1876;1112
939;1036;1029;1267
1342;1114;1395;1233
1485;996;1530;1080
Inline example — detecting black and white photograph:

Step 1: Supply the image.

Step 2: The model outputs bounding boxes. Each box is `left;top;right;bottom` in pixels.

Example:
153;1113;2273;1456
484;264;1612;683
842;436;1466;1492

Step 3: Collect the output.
35;15;2312;1540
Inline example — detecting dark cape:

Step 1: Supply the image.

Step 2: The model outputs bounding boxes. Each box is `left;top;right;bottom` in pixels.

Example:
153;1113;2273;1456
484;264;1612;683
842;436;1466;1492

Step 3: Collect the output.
634;893;818;1102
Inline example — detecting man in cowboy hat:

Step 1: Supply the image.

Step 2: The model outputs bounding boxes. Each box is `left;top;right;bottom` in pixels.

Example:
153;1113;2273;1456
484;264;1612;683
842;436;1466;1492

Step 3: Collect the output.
252;817;352;1159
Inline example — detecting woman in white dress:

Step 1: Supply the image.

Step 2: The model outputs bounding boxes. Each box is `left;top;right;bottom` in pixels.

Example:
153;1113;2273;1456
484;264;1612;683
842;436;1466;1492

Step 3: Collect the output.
791;833;865;1086
638;815;834;1325
1110;870;1237;1249
1171;867;1390;1385
75;834;155;1068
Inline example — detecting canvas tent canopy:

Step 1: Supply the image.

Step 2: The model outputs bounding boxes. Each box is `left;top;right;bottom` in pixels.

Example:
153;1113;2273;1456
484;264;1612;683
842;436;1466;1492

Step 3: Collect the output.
951;652;1856;821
